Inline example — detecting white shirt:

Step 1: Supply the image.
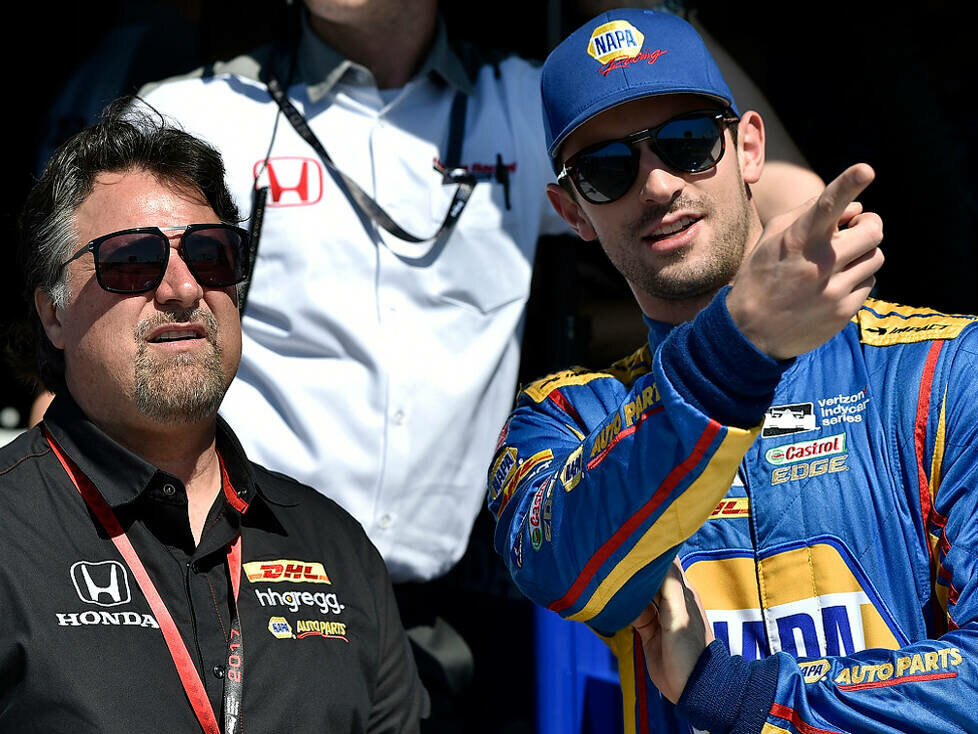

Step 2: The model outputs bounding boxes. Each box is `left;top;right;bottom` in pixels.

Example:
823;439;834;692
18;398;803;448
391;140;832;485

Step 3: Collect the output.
141;18;566;581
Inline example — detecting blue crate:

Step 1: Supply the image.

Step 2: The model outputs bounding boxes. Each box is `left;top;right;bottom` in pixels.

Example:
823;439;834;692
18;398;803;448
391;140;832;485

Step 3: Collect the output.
533;605;623;734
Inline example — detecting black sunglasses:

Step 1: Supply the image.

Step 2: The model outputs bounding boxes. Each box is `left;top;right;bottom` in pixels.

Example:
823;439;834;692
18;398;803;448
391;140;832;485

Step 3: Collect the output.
557;110;740;205
59;223;250;295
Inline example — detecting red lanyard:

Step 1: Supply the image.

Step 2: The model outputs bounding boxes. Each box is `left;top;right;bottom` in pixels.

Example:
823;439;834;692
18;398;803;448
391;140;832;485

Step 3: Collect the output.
46;431;244;734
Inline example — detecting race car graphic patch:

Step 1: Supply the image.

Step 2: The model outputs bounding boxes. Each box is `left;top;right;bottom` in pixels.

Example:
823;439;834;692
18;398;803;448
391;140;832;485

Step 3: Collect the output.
762;402;817;438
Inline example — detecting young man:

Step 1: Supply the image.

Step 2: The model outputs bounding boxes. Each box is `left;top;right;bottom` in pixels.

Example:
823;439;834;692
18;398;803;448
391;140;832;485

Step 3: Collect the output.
489;8;977;732
0;101;427;732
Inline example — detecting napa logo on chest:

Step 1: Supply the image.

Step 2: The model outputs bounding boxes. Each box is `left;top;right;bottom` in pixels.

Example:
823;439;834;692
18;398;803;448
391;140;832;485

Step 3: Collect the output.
587;21;645;64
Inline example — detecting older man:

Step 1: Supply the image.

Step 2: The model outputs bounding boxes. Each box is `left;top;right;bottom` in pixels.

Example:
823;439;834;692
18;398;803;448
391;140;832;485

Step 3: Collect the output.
0;101;427;732
490;8;978;733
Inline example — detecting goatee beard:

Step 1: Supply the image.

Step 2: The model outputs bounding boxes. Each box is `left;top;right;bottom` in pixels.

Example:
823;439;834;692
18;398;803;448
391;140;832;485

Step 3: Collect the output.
131;308;227;424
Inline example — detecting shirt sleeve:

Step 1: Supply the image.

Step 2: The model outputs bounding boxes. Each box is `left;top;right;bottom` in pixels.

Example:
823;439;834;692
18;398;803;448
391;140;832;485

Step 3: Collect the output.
365;543;430;733
676;326;978;734
488;288;789;636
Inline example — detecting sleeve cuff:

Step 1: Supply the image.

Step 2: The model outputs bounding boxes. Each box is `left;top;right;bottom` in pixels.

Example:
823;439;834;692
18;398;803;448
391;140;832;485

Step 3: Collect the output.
676;639;780;734
657;286;793;428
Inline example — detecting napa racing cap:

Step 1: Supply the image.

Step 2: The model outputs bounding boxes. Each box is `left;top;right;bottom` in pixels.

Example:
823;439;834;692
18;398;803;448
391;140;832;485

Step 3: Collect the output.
542;8;739;161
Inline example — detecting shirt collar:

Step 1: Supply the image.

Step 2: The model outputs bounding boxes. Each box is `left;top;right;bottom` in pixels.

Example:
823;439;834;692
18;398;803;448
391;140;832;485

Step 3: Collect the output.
42;391;273;514
297;11;475;104
642;314;677;350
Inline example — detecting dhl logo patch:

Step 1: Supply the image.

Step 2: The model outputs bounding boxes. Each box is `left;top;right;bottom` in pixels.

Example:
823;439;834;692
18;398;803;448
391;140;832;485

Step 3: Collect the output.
709;497;749;519
856;298;976;346
244;560;331;584
587;20;644;64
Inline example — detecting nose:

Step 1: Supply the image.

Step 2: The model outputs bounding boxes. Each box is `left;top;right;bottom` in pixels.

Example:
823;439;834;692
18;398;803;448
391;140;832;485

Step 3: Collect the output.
637;146;686;205
154;243;204;307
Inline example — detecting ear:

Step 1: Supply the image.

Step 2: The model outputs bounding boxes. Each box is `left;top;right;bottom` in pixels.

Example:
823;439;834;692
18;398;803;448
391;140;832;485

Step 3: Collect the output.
34;287;66;350
735;110;765;185
546;183;598;241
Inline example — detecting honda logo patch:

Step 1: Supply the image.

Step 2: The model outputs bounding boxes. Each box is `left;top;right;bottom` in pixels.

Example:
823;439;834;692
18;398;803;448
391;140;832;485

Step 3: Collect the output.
253;157;324;207
70;561;131;607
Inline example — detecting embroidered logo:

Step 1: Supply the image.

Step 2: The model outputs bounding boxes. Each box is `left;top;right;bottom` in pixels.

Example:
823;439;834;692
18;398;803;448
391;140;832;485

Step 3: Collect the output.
244;560;331;584
70;561;131;607
587;20;645;64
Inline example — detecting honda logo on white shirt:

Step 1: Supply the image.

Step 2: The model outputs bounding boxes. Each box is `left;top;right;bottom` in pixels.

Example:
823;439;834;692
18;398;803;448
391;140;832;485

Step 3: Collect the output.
70;561;131;607
253;157;324;206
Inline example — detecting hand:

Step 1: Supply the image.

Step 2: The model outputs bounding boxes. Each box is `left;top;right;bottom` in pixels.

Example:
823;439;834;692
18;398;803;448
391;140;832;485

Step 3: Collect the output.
631;559;714;704
726;163;884;360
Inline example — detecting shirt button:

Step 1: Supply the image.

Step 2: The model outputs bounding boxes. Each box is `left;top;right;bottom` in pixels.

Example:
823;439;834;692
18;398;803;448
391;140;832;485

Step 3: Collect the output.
213;665;225;679
378;513;393;529
162;483;176;497
392;410;405;425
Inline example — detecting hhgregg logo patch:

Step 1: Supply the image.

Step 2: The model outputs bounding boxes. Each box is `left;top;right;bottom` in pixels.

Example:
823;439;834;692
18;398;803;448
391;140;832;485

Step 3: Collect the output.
587;21;644;64
766;433;846;466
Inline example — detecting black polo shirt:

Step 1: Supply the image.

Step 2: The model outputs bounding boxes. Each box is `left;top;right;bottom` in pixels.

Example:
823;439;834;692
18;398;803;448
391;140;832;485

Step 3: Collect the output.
0;393;427;732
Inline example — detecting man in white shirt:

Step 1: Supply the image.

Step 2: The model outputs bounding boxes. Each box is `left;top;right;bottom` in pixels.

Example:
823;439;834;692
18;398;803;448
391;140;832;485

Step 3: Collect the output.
138;2;566;728
141;1;566;588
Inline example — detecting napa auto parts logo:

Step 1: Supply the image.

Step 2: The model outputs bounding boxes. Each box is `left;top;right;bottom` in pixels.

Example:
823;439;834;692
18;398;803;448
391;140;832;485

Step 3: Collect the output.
587;20;668;76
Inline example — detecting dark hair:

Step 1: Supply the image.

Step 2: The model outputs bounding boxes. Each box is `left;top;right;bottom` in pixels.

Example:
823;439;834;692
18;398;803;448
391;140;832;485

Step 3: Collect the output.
14;96;240;394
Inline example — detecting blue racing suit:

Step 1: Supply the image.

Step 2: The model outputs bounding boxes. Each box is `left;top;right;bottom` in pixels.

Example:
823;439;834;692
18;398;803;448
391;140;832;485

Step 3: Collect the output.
488;288;978;733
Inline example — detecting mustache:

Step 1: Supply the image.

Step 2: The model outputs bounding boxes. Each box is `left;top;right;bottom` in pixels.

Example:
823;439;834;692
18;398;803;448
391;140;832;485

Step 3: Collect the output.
134;308;219;343
630;194;705;234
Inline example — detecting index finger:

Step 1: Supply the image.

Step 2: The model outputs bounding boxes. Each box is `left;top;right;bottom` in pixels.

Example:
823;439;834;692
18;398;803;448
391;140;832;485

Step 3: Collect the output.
801;163;875;238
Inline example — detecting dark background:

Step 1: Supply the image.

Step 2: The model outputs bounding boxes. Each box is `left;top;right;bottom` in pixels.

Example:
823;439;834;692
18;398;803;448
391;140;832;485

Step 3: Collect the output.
1;2;973;731
4;1;974;425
